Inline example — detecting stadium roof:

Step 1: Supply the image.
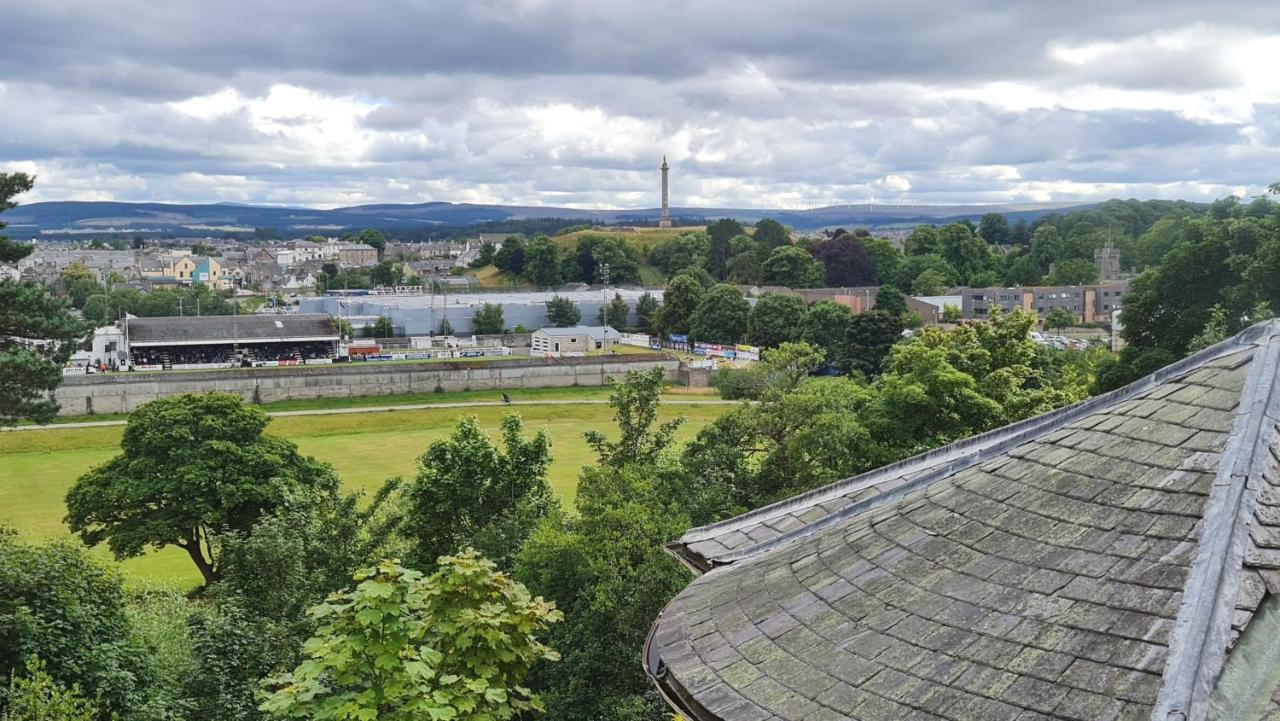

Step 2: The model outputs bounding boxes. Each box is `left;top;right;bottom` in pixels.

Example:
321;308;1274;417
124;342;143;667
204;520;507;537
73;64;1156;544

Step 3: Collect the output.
127;314;338;347
534;325;617;339
647;320;1280;721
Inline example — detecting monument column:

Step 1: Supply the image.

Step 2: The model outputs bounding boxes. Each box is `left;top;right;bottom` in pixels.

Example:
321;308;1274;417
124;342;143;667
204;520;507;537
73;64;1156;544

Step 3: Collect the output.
659;156;671;228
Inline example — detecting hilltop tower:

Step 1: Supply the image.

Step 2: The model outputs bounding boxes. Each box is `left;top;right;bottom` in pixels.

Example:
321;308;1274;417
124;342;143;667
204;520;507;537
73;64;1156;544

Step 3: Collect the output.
659;156;671;228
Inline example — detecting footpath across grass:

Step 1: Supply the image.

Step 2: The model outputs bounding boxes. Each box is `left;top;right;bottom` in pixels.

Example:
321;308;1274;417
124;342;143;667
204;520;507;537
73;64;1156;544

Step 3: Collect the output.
0;387;729;586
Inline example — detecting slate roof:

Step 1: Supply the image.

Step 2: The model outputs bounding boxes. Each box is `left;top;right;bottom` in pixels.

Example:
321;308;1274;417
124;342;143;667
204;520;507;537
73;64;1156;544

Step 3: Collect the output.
646;320;1280;721
127;314;337;346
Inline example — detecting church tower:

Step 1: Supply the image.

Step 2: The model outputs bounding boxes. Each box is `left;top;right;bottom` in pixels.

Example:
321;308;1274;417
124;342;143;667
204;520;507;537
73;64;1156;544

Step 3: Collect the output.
659;156;671;228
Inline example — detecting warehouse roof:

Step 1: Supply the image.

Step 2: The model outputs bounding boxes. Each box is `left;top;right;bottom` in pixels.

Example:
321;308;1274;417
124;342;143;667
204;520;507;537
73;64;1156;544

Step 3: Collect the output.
126;314;338;347
647;320;1280;721
534;325;617;339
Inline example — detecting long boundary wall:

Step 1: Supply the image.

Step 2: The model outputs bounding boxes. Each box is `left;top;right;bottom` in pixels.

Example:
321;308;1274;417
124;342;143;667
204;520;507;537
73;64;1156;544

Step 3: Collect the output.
54;354;680;416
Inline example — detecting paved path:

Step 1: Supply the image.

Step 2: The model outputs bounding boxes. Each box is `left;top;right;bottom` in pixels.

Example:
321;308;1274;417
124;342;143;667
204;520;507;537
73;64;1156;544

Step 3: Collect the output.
4;398;738;431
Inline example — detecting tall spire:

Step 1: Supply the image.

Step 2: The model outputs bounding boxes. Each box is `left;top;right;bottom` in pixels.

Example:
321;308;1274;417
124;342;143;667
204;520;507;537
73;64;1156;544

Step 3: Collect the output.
659;155;671;228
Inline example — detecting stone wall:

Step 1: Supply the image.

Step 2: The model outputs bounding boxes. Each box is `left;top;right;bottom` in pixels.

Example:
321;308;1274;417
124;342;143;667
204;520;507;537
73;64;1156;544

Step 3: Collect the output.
54;354;679;416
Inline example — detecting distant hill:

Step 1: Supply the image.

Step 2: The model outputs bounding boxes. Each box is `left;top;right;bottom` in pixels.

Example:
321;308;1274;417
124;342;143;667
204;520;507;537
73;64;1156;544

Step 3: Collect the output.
2;199;1093;237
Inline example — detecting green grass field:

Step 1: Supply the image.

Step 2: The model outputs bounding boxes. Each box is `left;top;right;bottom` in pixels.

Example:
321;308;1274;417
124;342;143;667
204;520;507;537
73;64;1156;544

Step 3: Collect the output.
0;393;729;586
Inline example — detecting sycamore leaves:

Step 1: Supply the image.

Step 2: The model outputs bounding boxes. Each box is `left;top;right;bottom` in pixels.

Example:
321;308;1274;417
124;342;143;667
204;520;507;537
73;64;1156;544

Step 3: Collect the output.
260;552;560;721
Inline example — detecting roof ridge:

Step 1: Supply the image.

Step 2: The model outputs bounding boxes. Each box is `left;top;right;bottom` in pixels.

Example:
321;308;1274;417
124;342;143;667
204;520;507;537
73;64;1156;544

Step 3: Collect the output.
1154;322;1280;721
673;320;1280;571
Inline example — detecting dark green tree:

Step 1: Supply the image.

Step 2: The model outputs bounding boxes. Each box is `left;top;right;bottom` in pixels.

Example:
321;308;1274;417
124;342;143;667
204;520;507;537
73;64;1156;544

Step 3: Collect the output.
655;274;704;337
402;414;554;569
0;530;153;720
600;292;628;329
470;242;496;268
0;175;87;425
357;229;387;258
1046;257;1101;285
544;295;581;327
635;292;660;334
747;293;807;348
704;219;745;279
437;317;453;336
372;315;396;337
875;284;909;316
845;310;904;377
761;246;824;288
472;303;505;335
753;218;791;249
688;284;750;344
64;393;339;586
979;213;1011;245
494;236;527;275
523;235;563;286
939;222;994;283
799;300;854;368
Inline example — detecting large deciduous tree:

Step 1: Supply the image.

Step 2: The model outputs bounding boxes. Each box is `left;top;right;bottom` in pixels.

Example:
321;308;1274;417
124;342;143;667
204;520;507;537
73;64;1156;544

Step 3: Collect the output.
761;246;824;288
655;274;704;337
752;218;791;249
64;393;339;586
402;414;554;569
845;310;904;378
523;235;563;286
584;367;683;469
689;283;750;344
808;234;877;286
799;300;855;369
747;293;808;348
260;554;561;721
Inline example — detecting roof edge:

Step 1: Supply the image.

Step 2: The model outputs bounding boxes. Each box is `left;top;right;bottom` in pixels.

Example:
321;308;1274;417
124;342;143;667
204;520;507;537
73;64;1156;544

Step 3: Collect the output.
671;320;1280;572
1154;322;1280;721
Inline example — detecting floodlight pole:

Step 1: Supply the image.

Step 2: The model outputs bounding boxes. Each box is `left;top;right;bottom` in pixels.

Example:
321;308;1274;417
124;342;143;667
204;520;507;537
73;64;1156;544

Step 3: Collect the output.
600;263;611;353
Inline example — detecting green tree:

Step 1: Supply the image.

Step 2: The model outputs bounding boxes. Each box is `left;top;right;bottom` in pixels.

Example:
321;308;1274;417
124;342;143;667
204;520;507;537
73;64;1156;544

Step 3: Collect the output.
260;554;561;721
0;531;152;720
862;236;903;285
595;292;627;330
590;239;640;285
892;253;958;290
358;229;387;259
0;281;87;425
494;236;527;275
65;393;339;586
799;300;854;368
471;242;496;268
761;246;824;288
438;318;453;336
370;259;404;287
911;269;948;296
746;293;807;348
515;464;689;721
647;232;708;275
472;303;505;335
634;292;659;334
938;222;994;283
584;367;683;469
905;225;941;255
1046;257;1101;285
704;219;744;278
979;213;1011;245
0;173;36;263
1043;307;1075;334
60;263;103;309
544;295;581;327
845;310;904;377
725;250;762;284
402;414;554;569
688;284;750;344
523;236;562;287
875;284;909;317
655;274;703;337
80;294;111;326
4;657;100;721
753;218;791;249
372;315;396;338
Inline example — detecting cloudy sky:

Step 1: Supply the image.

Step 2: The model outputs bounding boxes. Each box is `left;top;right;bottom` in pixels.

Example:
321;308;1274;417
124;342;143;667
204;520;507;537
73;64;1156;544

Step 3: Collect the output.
3;1;1279;209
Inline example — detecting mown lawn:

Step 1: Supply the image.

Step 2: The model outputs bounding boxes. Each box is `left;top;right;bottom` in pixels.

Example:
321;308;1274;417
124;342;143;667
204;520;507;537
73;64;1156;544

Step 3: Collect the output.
0;398;729;586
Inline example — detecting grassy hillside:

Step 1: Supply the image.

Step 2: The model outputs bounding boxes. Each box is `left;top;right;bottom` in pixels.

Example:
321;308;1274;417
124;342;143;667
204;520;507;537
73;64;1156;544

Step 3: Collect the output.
552;226;704;251
0;393;729;585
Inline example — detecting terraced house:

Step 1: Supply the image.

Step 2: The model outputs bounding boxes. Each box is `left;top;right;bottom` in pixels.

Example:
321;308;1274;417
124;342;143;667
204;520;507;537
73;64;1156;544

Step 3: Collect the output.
647;321;1280;720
